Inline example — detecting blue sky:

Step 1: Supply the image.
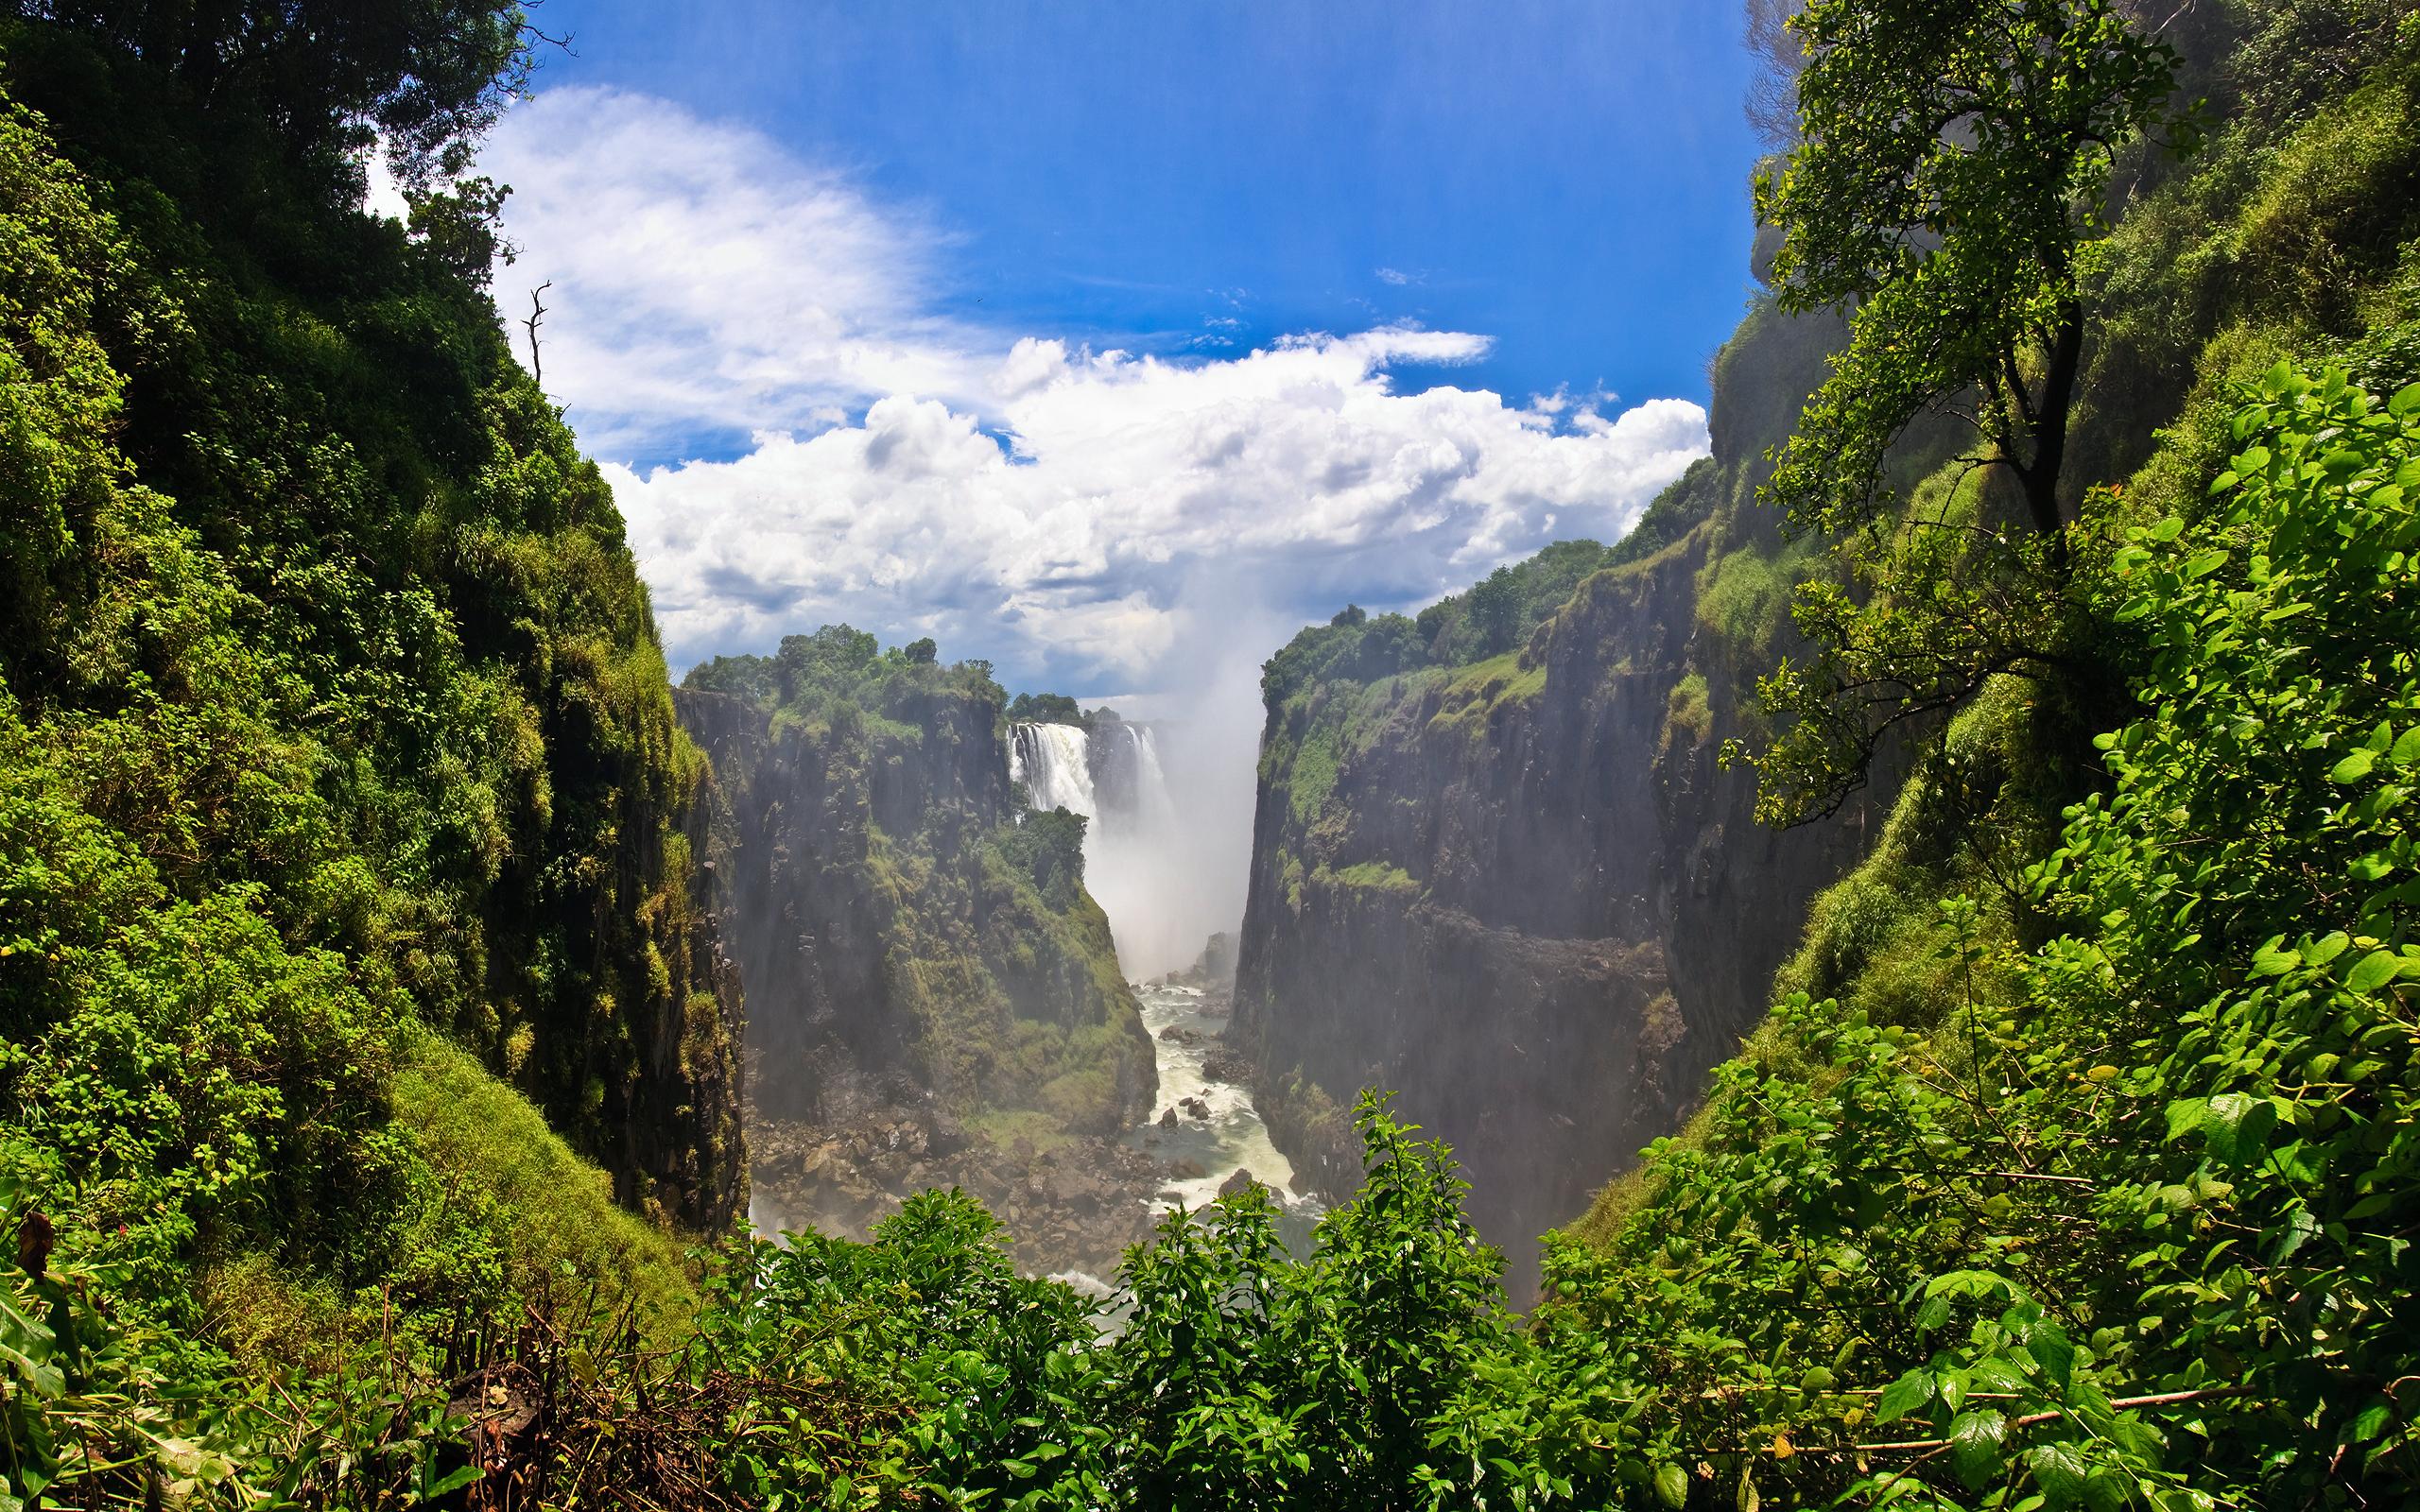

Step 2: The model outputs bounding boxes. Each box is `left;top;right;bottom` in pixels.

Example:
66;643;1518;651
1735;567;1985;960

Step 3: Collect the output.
525;0;1758;465
467;2;1758;696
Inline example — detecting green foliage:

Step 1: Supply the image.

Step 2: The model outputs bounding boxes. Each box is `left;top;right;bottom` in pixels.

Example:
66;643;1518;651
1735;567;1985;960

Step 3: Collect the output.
389;1029;697;1338
1007;690;1085;726
11;369;2411;1508
2;0;535;187
1736;0;2203;826
688;1096;1517;1510
695;625;1008;734
1609;458;1721;568
996;806;1090;910
1285;720;1340;823
1559;365;2420;1507
0;18;736;1502
1742;462;2096;825
1416;539;1620;667
1762;0;2189;540
1262;540;1622;712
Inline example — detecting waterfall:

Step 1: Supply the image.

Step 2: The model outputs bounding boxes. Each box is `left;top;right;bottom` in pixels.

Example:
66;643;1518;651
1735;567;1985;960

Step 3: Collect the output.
1008;716;1201;977
1010;722;1098;816
1088;722;1178;835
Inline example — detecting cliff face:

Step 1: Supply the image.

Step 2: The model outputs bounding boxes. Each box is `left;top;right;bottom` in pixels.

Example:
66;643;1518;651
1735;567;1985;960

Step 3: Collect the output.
1234;306;1888;1294
677;686;1155;1143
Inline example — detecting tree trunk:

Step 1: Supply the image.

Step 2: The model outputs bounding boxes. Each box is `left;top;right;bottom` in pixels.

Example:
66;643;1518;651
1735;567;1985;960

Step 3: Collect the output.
2027;301;2084;544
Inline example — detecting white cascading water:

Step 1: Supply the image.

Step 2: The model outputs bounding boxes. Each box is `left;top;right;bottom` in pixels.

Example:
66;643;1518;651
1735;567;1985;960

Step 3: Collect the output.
1007;718;1323;1249
1009;722;1098;817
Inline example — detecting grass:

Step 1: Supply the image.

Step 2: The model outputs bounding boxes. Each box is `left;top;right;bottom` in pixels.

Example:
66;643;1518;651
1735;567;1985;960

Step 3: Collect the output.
1425;651;1548;747
391;1025;700;1343
1660;671;1712;758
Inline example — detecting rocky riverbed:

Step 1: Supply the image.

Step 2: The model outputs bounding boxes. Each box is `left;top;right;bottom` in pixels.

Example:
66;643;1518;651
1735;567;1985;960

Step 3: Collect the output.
748;936;1322;1277
749;1109;1170;1277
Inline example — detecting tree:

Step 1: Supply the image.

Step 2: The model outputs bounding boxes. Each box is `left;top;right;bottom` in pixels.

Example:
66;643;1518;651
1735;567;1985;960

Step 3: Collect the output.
1741;0;2190;825
1758;0;2188;544
1744;0;1806;151
6;0;538;184
1464;566;1521;656
774;624;878;704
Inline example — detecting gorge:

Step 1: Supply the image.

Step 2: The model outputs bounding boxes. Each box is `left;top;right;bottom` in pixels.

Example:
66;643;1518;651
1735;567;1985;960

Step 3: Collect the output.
677;665;1305;1277
9;1;2417;1504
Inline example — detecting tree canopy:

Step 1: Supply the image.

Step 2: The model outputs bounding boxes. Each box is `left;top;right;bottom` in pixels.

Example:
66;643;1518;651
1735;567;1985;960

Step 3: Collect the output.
1758;0;2188;541
6;0;534;182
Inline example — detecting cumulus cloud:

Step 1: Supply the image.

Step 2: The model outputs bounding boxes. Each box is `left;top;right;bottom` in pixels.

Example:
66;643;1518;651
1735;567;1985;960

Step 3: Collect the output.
483;88;1709;690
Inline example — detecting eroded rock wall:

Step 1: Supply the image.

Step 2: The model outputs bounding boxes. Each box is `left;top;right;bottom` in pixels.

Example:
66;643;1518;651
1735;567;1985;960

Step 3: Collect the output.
1234;308;1888;1297
676;689;1155;1156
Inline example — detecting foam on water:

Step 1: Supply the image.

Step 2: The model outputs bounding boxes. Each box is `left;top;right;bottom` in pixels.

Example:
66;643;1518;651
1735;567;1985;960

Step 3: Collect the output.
1126;981;1324;1249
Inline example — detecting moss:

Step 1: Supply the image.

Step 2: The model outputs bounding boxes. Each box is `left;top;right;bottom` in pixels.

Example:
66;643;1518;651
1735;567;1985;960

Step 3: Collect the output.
965;1108;1078;1155
1288;720;1340;823
1325;860;1419;894
1423;651;1546;747
1659;671;1712;757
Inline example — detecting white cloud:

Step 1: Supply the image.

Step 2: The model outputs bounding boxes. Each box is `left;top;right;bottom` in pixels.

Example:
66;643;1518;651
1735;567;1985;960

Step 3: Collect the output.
484;88;1709;691
1374;266;1417;285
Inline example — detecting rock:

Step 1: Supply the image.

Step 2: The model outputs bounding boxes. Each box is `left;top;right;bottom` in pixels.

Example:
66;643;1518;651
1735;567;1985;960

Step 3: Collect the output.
1159;1108;1178;1128
1179;1095;1211;1120
1218;1168;1258;1199
926;1111;970;1156
1199;1040;1252;1085
1157;1024;1202;1045
1168;1159;1208;1181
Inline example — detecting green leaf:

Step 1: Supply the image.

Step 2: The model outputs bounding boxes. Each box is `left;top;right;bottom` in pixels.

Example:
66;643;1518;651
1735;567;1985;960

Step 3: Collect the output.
2204;1092;2277;1168
1653;1461;1689;1509
2250;938;2301;977
2027;1325;2076;1389
1925;1269;2018;1304
2394;726;2420;769
2390;382;2420;417
1877;1368;1937;1425
2163;1098;2210;1143
2347;949;2402;995
1949;1409;2010;1490
2149;515;2185;541
2028;1440;2089;1509
422;1467;483;1498
2333;747;2377;784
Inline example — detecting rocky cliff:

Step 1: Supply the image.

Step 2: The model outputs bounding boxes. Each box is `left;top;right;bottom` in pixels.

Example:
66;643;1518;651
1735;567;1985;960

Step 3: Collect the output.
676;657;1157;1247
1234;301;1895;1296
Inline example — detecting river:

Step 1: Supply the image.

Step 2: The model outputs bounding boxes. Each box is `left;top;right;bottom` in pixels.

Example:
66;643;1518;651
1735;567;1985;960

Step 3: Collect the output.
1123;978;1325;1252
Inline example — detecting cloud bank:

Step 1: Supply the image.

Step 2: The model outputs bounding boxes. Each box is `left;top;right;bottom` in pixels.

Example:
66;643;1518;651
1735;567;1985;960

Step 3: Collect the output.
480;87;1709;693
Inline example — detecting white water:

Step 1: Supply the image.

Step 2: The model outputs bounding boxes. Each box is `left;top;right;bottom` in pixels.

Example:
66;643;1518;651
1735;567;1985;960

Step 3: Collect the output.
1009;722;1099;816
1009;719;1224;978
1127;981;1324;1251
1005;716;1323;1272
